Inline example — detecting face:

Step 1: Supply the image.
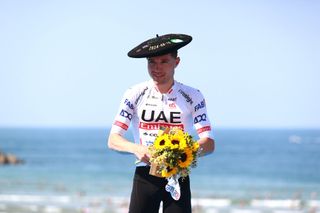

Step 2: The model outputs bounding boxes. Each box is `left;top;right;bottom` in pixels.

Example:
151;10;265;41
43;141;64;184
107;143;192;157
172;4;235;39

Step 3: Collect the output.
147;53;180;85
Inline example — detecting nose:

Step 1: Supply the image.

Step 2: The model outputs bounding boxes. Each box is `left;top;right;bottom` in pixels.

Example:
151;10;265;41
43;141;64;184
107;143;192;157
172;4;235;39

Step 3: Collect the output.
151;62;161;71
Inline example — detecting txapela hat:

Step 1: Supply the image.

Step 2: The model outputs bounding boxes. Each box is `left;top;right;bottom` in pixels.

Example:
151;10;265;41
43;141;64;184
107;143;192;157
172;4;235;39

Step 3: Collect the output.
127;33;192;58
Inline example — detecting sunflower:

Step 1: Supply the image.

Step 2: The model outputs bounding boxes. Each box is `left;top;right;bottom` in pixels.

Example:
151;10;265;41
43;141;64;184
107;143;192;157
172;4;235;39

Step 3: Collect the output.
149;127;200;179
169;131;187;150
161;165;178;178
192;141;200;152
153;134;171;150
178;148;194;168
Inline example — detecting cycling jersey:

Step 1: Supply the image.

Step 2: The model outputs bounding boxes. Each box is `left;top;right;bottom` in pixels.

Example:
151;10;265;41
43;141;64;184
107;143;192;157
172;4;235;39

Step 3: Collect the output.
110;80;213;166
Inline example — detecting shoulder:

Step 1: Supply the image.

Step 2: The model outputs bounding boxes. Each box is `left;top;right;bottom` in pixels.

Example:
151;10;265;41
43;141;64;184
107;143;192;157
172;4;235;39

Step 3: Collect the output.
177;82;204;107
125;81;150;94
175;81;201;94
122;81;151;104
175;81;204;104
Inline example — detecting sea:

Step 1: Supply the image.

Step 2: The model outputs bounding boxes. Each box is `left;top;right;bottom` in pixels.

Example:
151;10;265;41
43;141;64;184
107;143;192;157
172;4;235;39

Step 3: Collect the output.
0;127;320;213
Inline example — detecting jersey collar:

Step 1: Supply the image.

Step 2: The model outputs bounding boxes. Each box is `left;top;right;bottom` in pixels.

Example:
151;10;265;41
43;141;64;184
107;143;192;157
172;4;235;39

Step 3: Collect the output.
150;80;177;95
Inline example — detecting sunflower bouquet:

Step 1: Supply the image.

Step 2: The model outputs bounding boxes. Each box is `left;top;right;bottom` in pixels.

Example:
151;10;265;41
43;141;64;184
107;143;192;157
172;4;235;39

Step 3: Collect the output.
148;127;200;178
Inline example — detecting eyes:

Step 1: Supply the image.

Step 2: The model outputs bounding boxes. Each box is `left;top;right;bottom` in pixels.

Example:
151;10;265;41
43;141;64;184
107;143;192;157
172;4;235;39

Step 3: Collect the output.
148;59;170;64
148;59;171;66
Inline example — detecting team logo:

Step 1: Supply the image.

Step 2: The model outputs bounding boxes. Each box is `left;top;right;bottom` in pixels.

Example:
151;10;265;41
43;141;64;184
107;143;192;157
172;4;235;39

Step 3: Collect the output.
141;110;181;123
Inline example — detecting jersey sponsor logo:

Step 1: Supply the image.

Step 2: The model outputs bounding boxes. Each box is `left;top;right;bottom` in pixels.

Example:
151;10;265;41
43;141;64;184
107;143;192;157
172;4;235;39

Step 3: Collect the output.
146;103;158;107
141;110;181;123
135;87;148;104
145;140;154;146
197;126;211;134
124;99;134;110
139;122;184;130
114;121;129;130
143;132;158;137
178;89;193;105
168;97;177;101
194;113;207;124
148;95;160;100
169;102;176;109
194;99;205;112
120;109;132;121
165;184;180;201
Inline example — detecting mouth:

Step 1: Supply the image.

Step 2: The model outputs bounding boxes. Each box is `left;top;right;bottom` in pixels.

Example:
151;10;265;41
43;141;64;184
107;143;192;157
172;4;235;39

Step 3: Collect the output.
152;72;164;78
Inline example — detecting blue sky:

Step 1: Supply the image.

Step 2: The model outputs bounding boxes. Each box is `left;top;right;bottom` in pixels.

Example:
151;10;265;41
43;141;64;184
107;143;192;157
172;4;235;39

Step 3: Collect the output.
0;0;319;129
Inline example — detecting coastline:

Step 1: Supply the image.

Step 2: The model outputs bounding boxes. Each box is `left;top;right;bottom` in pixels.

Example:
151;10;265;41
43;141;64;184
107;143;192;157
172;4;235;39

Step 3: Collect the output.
0;193;319;213
1;128;320;212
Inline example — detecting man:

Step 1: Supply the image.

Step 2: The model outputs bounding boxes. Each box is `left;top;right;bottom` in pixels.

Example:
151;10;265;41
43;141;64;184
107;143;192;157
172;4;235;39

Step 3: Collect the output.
108;33;215;213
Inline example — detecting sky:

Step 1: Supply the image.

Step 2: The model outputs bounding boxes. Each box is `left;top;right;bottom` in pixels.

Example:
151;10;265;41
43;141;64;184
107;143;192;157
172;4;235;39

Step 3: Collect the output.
0;0;319;129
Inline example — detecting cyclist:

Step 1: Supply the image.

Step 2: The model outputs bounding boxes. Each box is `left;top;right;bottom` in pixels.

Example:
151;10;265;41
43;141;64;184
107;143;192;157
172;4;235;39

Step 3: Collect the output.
108;33;215;213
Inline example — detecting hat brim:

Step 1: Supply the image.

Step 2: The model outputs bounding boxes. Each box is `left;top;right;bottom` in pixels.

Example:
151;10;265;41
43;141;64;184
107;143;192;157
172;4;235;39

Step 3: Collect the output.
127;34;192;58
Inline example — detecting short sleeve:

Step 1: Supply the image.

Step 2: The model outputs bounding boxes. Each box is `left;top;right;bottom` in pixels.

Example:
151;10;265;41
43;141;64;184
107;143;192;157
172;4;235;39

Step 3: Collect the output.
110;88;135;136
191;90;213;139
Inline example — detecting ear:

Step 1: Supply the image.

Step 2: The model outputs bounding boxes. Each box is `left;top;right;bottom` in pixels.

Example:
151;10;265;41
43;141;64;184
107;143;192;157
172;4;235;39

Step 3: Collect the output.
175;57;180;68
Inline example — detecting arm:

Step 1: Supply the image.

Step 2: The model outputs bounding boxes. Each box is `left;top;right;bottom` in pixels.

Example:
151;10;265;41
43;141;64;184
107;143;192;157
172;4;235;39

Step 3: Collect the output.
198;137;215;156
108;133;150;164
191;90;215;156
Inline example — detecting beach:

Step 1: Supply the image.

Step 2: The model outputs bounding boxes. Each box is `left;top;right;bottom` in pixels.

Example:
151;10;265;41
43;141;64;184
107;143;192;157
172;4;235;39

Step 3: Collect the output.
0;128;319;212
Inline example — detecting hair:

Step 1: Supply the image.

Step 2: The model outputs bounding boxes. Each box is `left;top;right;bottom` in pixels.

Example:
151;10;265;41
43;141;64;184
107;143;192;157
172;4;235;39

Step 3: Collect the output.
170;50;178;58
146;50;178;60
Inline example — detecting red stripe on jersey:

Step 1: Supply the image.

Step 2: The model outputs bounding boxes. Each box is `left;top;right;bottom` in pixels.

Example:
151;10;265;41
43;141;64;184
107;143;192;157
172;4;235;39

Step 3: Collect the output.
197;126;211;134
114;121;129;130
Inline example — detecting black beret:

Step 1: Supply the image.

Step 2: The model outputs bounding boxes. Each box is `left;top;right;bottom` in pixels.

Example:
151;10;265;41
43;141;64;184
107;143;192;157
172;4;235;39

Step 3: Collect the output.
127;33;192;58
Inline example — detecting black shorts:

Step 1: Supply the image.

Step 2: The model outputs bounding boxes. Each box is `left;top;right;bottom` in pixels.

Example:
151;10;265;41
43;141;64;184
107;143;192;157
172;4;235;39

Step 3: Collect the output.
128;166;192;213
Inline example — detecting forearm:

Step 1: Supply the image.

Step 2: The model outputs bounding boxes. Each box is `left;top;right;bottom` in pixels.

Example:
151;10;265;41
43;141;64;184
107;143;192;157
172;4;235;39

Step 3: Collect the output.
108;133;150;163
198;137;215;156
108;133;138;154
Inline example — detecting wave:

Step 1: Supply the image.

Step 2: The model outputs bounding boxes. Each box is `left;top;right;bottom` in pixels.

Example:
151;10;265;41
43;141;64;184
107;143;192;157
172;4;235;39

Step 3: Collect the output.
0;194;320;213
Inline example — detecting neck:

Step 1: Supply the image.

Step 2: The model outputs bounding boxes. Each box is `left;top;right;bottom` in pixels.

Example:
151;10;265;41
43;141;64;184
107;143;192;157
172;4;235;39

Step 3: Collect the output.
154;80;174;94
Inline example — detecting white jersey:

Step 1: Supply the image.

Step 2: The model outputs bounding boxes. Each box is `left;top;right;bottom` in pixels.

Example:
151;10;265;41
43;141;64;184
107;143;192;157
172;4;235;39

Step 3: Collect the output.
110;80;213;166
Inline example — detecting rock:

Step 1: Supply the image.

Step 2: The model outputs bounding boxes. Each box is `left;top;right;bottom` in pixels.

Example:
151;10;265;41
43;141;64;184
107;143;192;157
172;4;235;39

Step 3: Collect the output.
0;151;24;165
0;153;7;164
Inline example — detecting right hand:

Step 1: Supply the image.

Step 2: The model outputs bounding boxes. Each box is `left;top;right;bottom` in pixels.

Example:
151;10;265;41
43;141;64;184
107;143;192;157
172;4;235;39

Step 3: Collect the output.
134;145;150;164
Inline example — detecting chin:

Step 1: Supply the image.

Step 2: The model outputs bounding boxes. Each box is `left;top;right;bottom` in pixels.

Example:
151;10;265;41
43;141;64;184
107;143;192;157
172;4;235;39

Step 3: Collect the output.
152;77;161;83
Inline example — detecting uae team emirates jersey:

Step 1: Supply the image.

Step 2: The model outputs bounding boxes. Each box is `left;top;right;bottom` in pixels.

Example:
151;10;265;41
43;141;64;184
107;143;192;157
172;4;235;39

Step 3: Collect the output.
110;80;213;166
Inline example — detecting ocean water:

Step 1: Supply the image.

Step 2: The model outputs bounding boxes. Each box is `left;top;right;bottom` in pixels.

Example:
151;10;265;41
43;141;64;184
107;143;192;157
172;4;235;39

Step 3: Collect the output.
0;127;320;204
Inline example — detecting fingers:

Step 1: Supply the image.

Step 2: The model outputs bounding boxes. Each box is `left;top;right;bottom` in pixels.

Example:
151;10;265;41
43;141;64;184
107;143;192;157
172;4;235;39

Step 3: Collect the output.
135;145;151;164
141;154;150;165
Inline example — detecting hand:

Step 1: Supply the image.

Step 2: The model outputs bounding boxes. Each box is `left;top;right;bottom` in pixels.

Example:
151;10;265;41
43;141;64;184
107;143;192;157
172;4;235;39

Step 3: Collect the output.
134;145;150;164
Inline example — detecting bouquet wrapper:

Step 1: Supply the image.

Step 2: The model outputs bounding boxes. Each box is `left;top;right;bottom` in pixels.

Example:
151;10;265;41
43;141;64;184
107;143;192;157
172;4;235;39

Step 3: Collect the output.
149;162;163;177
